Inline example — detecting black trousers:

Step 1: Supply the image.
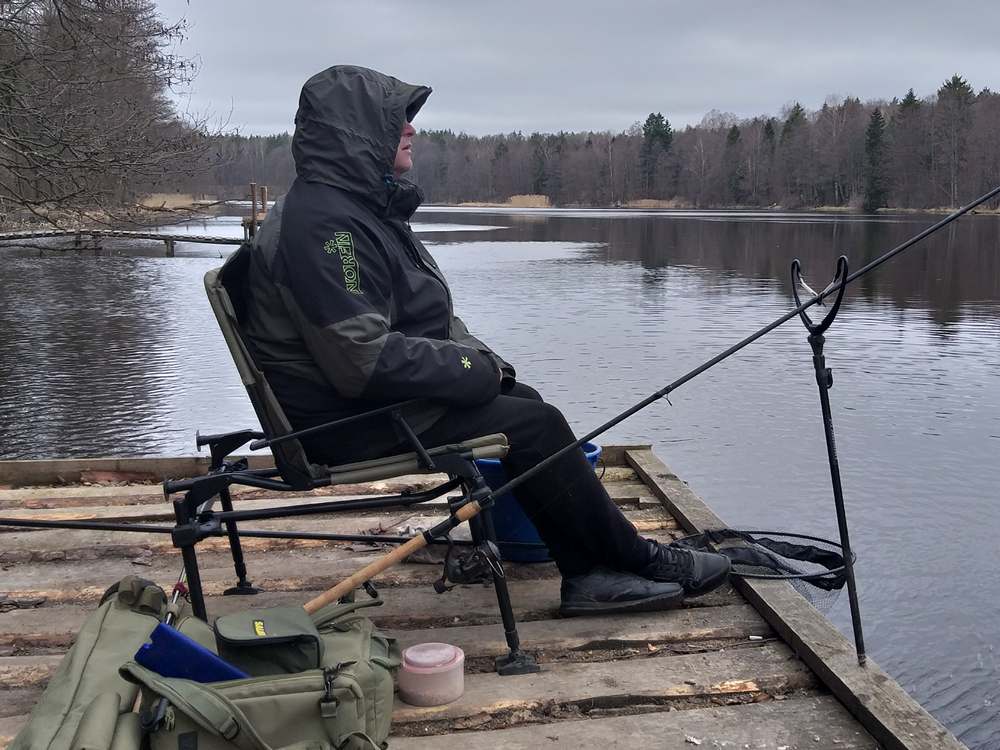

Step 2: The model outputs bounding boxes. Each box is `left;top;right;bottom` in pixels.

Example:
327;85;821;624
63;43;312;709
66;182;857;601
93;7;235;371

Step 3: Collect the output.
309;383;651;577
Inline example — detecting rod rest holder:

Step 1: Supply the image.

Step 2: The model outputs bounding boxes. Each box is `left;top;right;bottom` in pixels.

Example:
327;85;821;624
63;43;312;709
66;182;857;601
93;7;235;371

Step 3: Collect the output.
196;429;265;470
790;255;849;335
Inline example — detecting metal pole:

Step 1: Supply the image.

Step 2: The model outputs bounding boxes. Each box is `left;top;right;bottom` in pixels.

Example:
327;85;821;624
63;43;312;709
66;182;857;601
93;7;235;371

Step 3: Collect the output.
808;333;866;665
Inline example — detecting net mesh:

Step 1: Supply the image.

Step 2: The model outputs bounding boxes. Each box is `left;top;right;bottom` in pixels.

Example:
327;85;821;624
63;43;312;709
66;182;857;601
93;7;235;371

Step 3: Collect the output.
673;528;850;613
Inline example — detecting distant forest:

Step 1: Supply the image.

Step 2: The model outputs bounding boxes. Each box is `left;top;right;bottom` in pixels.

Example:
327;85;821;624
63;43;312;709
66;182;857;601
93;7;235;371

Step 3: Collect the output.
2;3;999;224
199;75;1000;212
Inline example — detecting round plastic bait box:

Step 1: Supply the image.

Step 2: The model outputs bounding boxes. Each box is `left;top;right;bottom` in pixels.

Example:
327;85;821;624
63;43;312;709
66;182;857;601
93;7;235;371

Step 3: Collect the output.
397;642;465;706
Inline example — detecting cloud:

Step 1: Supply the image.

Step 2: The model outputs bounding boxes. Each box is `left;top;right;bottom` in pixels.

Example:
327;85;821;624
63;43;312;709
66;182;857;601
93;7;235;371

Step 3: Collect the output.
156;0;1000;135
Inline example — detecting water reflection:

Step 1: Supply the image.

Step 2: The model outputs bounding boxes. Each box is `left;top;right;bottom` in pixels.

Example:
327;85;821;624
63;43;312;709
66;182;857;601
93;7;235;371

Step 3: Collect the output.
421;208;1000;322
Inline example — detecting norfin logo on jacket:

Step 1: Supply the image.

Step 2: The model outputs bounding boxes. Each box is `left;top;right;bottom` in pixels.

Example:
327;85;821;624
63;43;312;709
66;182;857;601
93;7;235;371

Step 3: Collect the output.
324;232;362;294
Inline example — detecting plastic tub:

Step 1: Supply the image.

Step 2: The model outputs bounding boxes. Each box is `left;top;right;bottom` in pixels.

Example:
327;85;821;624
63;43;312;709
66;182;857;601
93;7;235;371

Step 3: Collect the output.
397;642;465;706
476;442;602;562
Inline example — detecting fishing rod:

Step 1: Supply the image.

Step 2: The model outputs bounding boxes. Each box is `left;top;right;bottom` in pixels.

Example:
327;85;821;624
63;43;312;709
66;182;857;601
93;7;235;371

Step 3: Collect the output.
489;184;1000;501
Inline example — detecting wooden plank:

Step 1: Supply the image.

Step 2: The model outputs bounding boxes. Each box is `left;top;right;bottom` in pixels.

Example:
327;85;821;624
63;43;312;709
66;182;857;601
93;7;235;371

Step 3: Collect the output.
0;479;429;509
2;694;874;750
392;695;876;749
0;495;671;529
0;688;38;719
626;448;965;750
590;444;650;467
0;455;637;488
3;599;764;658
0;656;58;688
388;603;770;660
0;505;675;563
0;528;690;606
0;604;770;691
390;642;812;727
1;574;739;650
1;714;31;749
0;496;415;526
0;514;417;562
0;456;272;487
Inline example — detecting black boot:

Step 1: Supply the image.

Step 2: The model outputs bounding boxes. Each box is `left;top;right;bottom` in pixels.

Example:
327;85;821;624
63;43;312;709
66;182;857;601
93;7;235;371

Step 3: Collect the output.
559;567;684;617
638;541;730;597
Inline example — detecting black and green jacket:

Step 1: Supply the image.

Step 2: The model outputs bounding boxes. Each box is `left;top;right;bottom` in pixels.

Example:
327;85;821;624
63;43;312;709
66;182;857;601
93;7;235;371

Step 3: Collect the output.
242;66;514;445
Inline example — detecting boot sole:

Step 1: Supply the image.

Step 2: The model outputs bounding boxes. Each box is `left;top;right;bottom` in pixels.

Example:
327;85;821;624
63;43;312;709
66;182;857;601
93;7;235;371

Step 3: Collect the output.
559;590;684;618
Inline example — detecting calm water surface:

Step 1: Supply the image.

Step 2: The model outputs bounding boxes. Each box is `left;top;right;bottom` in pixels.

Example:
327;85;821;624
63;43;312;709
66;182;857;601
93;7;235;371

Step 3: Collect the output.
1;208;998;747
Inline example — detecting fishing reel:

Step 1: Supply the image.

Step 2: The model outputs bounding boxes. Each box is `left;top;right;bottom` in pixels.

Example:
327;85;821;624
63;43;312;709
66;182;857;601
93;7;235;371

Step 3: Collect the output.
433;537;504;593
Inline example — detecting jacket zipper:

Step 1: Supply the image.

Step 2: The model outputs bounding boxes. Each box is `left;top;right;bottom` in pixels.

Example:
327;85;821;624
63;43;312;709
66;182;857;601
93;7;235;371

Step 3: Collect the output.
397;225;455;338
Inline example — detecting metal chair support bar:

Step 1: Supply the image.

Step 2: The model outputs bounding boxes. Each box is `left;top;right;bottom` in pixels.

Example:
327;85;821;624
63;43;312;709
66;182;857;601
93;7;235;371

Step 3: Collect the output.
207;479;462;524
248;399;422;451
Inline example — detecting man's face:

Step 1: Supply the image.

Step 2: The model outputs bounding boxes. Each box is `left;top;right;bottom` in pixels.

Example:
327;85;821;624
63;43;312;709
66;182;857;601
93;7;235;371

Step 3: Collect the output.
394;121;416;177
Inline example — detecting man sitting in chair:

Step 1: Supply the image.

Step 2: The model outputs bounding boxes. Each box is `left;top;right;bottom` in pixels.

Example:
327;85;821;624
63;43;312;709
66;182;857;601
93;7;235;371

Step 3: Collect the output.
242;65;730;616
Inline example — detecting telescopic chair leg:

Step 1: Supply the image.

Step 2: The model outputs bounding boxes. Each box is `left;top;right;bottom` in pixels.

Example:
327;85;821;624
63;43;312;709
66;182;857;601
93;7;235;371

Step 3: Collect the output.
218;487;261;596
468;503;540;676
172;498;209;621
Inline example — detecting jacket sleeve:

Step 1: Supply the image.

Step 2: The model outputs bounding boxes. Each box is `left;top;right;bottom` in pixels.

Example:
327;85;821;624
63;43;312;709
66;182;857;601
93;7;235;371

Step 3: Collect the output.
277;213;501;407
449;314;516;387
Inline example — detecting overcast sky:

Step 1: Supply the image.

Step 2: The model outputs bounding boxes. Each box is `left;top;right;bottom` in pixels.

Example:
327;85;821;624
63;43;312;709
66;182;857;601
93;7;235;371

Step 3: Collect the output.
155;1;1000;136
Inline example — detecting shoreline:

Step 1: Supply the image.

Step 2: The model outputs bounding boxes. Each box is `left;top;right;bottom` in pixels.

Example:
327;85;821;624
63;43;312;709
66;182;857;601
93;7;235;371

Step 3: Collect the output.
429;201;1000;215
3;202;997;235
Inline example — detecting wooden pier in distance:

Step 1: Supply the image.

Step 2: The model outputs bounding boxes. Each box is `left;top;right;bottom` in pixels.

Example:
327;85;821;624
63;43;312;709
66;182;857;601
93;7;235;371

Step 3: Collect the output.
0;447;965;749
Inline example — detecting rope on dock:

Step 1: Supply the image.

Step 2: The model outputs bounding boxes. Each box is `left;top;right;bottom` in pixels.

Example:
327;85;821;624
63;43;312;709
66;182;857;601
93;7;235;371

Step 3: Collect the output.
0;229;242;245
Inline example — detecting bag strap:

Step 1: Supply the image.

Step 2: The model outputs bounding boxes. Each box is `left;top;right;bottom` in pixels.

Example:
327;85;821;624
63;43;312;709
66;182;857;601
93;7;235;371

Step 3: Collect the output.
308;596;383;628
119;662;270;750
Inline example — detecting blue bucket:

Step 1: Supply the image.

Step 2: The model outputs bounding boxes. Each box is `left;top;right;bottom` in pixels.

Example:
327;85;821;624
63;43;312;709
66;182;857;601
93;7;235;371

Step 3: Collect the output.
475;442;602;562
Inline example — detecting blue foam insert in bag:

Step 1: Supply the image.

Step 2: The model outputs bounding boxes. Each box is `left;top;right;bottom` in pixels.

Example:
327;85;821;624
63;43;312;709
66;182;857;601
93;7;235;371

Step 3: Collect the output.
135;623;249;682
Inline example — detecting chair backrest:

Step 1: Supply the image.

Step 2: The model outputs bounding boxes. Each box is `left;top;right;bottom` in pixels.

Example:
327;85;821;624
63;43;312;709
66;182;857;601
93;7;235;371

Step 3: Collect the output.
204;243;322;488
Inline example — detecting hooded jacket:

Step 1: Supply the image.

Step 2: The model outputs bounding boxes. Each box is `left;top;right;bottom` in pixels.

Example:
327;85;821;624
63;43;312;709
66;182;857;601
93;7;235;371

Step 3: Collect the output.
242;66;514;450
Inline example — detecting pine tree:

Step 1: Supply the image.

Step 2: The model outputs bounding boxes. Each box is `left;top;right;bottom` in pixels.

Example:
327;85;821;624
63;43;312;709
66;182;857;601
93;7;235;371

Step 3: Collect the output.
888;89;926;207
762;118;776;147
723;124;746;204
863;109;888;212
530;133;547;195
640;112;673;196
935;74;975;206
777;103;812;206
780;103;807;144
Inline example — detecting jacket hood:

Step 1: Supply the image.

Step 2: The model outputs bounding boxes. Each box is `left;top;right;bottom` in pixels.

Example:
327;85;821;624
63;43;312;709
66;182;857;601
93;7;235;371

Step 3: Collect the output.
292;65;431;217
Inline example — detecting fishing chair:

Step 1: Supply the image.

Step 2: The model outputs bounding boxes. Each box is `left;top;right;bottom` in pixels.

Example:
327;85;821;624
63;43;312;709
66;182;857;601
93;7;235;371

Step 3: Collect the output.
161;242;538;675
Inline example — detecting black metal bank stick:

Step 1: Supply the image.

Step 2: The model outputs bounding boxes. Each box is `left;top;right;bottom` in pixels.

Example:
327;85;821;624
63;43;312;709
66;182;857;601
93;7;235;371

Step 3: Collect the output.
791;255;866;665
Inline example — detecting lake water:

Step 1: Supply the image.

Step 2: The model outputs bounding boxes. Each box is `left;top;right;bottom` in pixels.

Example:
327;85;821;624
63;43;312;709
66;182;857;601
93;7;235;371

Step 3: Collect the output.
1;208;998;747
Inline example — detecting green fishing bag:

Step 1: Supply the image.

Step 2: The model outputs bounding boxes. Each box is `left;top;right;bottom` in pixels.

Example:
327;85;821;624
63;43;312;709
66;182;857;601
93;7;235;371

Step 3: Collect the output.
123;597;401;750
9;576;171;750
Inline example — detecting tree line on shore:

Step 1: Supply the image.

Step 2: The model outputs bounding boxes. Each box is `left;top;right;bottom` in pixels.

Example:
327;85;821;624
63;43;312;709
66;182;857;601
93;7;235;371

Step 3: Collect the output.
405;76;999;211
186;74;1000;212
2;2;998;226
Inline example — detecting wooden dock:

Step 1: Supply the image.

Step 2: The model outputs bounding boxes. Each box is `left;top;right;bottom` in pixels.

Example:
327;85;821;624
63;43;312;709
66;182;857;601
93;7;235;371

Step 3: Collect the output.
0;447;965;749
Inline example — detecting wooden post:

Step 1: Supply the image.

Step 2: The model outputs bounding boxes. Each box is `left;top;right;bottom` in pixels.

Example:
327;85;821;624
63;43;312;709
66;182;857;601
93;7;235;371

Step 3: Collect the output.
164;239;175;257
249;182;258;238
260;185;268;215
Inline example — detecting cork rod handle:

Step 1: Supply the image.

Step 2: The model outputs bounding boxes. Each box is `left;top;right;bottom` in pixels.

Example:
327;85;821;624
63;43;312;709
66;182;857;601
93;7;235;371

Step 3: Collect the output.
302;501;482;614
